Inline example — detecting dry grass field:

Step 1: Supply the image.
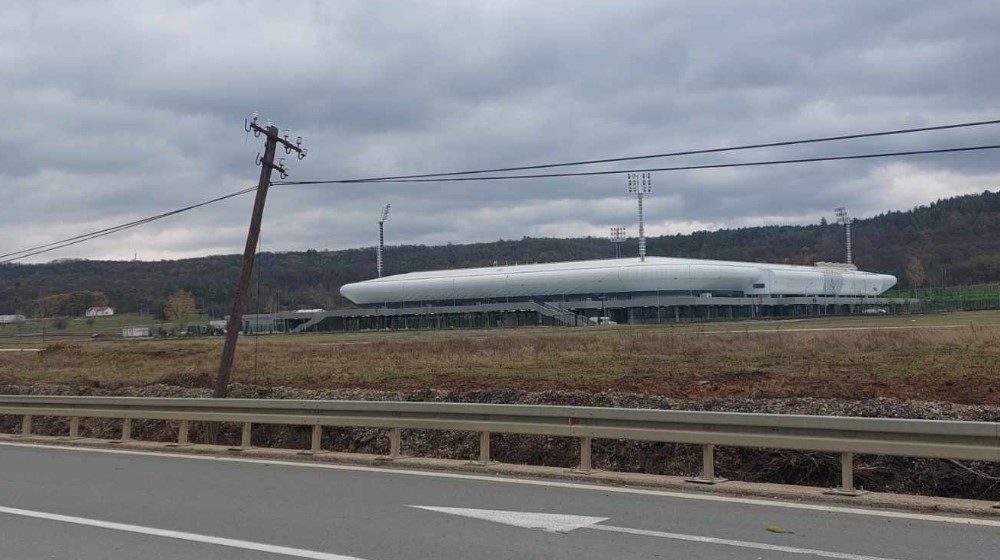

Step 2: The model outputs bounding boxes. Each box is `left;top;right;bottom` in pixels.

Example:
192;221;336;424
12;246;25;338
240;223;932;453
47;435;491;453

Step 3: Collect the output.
2;312;1000;404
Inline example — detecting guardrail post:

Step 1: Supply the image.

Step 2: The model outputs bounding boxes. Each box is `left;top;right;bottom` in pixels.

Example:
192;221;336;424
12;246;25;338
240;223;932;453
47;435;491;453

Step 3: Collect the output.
687;444;728;484
20;415;31;436
241;422;252;448
67;417;80;440
229;422;252;451
825;452;867;496
298;425;324;456
311;425;323;453
390;427;401;459
573;436;594;474
166;420;191;447
111;418;132;443
469;431;495;466
375;427;402;462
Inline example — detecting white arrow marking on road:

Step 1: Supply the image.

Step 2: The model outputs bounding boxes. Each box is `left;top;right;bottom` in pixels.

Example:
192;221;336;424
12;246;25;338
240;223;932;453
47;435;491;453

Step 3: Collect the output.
410;506;907;560
411;506;609;533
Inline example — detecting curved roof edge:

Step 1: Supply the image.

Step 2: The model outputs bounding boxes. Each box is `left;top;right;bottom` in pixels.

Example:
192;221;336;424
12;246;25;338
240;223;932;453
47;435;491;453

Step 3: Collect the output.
341;256;897;305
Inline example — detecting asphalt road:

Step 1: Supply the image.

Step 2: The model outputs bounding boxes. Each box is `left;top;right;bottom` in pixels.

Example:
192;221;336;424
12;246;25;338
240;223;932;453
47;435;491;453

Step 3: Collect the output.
0;443;997;559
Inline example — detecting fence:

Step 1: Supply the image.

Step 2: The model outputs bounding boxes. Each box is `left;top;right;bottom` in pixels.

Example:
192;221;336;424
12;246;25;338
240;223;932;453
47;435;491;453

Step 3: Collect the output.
886;282;1000;313
1;396;998;503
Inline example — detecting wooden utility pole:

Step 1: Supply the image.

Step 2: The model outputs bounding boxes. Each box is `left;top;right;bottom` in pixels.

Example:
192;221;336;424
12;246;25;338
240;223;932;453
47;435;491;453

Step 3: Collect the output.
214;128;276;398
214;115;306;401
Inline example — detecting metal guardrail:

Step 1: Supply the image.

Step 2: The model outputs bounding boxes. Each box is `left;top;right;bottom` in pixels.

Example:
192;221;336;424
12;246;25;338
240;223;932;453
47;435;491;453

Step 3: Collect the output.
1;396;998;500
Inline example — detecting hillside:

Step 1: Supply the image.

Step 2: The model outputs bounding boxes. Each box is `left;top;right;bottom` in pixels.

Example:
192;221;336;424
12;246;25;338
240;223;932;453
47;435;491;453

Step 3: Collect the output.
3;189;1000;317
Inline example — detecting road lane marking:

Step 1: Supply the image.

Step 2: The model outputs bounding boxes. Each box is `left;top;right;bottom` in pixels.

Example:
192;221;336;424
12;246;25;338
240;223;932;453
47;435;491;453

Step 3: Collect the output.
589;524;902;560
3;441;999;528
412;506;906;560
0;505;367;560
411;505;610;533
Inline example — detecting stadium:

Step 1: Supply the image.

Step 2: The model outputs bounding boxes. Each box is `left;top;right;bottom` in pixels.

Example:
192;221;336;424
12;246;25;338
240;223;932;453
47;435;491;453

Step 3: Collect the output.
243;256;902;333
340;256;896;305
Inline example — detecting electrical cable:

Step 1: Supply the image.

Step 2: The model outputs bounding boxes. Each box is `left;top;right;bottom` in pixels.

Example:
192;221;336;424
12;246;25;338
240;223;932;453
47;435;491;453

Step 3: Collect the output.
273;118;1000;185
0;186;258;263
275;144;1000;185
5;137;1000;264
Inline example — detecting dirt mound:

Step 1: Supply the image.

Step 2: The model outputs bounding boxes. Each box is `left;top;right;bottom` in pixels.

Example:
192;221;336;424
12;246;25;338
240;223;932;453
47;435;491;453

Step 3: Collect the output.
152;372;215;389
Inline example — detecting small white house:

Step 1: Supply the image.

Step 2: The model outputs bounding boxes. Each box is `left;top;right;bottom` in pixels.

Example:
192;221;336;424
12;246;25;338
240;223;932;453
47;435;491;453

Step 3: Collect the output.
85;307;115;318
0;314;26;324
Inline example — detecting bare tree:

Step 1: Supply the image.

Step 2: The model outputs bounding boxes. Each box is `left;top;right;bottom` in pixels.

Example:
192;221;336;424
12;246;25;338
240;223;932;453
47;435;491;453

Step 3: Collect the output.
905;257;926;288
164;290;197;331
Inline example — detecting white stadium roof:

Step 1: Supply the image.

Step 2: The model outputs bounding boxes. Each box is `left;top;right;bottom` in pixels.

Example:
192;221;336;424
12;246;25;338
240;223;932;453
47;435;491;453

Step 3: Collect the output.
340;256;897;305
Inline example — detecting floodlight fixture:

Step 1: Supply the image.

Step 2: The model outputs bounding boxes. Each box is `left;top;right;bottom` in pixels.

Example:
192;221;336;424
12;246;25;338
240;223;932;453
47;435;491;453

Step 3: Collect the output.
834;207;853;265
376;203;391;277
626;173;652;261
609;226;627;259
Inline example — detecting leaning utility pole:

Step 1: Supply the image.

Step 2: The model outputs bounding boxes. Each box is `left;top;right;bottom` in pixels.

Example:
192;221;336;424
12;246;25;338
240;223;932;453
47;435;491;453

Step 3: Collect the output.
214;114;306;401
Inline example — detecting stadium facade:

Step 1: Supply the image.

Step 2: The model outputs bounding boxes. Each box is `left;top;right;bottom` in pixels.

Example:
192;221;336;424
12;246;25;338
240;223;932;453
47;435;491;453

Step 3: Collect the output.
241;257;905;333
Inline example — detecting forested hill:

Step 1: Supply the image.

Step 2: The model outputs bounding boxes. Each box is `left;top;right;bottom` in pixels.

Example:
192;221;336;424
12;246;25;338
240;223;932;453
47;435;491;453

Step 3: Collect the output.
3;189;1000;317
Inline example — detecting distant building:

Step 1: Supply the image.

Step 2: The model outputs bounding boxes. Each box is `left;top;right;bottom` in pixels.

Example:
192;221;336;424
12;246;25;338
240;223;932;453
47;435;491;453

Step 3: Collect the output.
0;314;26;324
340;257;897;305
121;327;151;338
85;307;115;317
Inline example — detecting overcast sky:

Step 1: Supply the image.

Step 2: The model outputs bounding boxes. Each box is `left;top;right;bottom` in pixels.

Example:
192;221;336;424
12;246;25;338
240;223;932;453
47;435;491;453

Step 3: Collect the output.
3;1;1000;263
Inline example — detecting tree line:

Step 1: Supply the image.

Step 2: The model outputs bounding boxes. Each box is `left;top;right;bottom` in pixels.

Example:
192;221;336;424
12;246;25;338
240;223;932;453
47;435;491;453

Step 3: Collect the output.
2;189;999;316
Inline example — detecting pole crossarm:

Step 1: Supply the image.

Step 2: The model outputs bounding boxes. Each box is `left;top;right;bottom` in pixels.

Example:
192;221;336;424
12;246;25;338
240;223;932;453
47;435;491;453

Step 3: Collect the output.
246;118;307;159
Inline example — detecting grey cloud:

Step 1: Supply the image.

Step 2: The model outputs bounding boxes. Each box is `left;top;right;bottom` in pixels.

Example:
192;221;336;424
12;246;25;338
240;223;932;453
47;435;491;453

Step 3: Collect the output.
2;1;1000;264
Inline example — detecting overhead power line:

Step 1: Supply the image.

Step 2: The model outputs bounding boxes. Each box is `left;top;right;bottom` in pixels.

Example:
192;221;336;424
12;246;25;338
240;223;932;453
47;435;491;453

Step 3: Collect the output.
273;117;1000;185
0;186;257;264
275;144;1000;185
6;119;1000;264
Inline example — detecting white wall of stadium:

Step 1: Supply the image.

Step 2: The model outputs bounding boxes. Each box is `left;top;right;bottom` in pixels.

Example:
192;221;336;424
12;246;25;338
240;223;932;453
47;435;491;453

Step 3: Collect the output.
339;257;897;306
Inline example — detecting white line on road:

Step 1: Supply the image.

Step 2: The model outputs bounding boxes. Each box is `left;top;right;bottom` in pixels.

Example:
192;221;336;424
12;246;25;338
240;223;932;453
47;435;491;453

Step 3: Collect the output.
588;524;903;560
3;441;999;529
0;505;367;560
0;348;41;352
412;506;905;560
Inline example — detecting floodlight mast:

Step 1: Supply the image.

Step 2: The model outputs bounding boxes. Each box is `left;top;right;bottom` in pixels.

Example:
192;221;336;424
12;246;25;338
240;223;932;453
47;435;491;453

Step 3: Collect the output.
627;173;652;261
377;204;391;277
834;207;853;265
609;226;627;259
